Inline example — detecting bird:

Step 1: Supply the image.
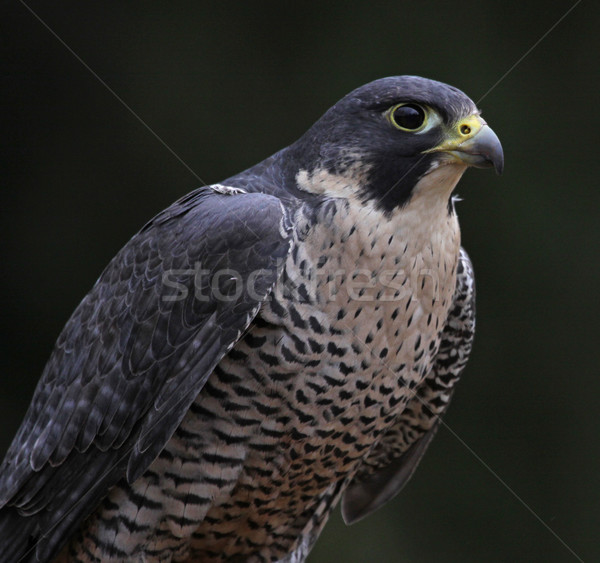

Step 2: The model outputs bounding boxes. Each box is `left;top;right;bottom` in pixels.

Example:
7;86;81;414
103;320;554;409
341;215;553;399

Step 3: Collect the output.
0;75;503;562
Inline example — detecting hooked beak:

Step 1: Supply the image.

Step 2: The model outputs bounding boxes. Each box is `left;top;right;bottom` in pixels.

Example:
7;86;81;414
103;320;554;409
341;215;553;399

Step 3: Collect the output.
425;115;504;175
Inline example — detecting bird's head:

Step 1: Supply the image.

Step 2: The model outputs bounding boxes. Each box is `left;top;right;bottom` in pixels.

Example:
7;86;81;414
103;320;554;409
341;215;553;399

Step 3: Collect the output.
290;76;503;213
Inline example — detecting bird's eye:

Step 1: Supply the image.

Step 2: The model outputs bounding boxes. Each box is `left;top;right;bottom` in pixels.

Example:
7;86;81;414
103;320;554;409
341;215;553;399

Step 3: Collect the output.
389;103;427;132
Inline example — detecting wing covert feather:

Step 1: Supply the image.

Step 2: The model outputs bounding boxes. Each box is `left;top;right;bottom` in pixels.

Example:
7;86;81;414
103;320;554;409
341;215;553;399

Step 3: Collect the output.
0;186;292;561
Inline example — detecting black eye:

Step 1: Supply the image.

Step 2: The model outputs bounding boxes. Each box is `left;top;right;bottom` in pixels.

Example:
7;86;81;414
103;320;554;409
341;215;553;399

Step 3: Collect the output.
390;103;427;131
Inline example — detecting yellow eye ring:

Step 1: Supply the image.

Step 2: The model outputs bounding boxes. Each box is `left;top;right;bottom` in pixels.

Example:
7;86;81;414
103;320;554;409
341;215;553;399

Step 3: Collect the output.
389;103;428;132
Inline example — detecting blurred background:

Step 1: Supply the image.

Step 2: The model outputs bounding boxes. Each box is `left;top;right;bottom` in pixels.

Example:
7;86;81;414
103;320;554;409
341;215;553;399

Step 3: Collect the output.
1;1;598;561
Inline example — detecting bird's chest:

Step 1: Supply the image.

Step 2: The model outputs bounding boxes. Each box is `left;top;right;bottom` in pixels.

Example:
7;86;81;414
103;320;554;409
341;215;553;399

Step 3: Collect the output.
225;199;461;469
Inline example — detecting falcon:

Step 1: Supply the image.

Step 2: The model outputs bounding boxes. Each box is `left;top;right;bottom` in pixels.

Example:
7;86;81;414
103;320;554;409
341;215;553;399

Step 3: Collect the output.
0;76;503;562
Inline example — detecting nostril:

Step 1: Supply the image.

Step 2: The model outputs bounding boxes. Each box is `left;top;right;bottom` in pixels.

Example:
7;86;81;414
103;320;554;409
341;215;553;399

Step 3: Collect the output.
460;124;471;135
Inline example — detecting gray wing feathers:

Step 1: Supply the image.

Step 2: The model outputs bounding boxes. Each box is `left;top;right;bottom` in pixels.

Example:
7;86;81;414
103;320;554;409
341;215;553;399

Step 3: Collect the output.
0;186;292;561
342;248;476;524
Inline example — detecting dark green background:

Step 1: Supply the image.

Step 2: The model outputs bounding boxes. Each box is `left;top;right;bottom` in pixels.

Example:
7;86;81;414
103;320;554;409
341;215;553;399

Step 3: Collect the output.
1;2;598;562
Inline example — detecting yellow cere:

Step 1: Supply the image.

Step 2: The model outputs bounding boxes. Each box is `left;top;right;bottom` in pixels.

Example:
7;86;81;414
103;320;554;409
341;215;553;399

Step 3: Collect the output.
426;114;486;154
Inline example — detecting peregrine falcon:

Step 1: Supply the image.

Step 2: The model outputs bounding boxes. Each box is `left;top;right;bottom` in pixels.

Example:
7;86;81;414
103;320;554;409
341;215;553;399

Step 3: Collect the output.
0;76;503;562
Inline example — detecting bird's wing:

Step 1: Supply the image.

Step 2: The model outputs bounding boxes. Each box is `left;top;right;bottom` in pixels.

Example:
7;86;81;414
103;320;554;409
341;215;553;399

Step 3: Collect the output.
341;248;476;524
0;185;292;561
